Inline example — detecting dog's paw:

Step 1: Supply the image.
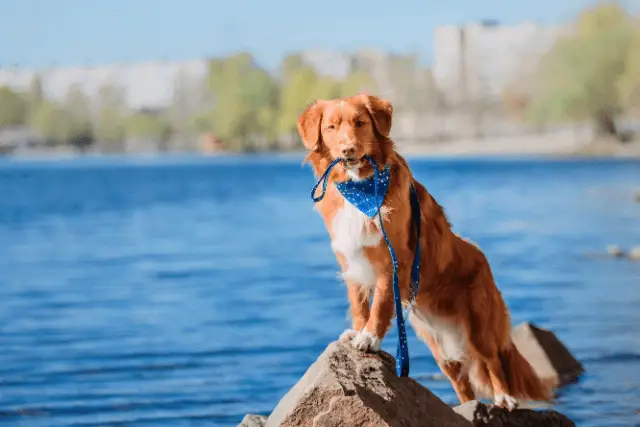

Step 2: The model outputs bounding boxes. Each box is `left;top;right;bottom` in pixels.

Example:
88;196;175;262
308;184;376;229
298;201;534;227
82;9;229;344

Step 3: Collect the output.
351;330;381;353
494;394;518;411
339;328;358;343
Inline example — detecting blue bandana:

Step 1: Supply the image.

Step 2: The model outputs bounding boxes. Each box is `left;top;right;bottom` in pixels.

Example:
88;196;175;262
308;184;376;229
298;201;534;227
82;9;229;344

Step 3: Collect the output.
311;155;422;378
335;165;391;218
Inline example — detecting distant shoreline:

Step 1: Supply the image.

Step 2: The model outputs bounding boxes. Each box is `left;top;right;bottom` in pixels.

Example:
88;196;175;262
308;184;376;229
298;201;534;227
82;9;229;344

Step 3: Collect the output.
2;137;640;162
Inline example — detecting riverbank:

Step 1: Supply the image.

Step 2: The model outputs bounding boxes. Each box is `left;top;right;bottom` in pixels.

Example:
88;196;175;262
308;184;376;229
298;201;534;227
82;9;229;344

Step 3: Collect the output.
397;134;640;158
3;134;640;160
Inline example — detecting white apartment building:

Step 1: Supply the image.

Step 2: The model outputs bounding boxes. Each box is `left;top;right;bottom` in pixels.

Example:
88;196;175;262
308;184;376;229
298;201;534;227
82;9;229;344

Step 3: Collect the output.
433;20;572;106
0;59;209;110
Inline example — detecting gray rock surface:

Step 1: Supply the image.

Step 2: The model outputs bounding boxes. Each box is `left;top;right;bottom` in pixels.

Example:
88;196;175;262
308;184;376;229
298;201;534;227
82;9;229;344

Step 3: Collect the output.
454;400;575;427
238;414;267;427
264;340;472;427
511;322;584;388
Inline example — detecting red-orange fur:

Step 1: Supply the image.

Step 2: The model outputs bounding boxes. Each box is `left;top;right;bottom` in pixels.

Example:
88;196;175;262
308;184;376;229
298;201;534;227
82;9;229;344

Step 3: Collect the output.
297;94;552;407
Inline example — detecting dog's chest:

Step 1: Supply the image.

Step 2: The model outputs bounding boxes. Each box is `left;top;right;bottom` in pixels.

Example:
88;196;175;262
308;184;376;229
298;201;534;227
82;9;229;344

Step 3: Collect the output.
329;201;382;288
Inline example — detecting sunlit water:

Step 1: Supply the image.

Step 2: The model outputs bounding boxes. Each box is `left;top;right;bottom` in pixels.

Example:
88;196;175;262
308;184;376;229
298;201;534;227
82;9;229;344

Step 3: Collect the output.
1;154;639;427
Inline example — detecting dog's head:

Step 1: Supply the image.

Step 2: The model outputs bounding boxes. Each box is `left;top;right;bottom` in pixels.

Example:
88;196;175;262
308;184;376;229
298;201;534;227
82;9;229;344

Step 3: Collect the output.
297;94;394;177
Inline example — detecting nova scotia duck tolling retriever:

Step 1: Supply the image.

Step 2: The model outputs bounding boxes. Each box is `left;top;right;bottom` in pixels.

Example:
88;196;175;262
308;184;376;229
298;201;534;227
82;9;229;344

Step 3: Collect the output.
297;94;552;409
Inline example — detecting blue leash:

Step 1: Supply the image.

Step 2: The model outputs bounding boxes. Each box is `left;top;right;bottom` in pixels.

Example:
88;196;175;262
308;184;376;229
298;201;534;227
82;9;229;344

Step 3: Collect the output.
311;155;421;377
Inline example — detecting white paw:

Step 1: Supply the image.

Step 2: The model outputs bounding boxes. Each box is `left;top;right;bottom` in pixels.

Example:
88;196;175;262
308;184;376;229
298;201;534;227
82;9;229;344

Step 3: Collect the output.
351;330;382;353
339;328;358;343
494;394;518;411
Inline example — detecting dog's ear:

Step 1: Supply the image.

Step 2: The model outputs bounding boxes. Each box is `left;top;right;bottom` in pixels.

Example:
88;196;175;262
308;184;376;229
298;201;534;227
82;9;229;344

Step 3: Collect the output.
297;100;326;150
363;95;393;139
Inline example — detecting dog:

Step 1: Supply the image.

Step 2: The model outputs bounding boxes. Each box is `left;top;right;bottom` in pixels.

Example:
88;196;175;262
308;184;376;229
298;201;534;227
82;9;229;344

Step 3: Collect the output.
297;94;552;409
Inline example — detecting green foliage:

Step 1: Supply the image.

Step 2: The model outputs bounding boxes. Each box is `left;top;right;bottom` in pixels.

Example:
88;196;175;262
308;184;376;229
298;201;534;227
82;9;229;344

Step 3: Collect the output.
0;86;28;127
527;2;637;127
576;1;630;34
95;84;126;143
29;101;75;143
26;84;93;148
617;26;640;111
205;53;280;150
189;113;214;133
276;66;341;141
95;108;125;143
339;70;378;98
26;75;44;111
126;112;172;140
64;85;93;137
282;53;304;80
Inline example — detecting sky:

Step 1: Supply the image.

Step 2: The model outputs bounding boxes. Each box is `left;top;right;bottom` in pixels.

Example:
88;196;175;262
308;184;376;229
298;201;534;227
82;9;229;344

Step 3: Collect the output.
1;0;638;70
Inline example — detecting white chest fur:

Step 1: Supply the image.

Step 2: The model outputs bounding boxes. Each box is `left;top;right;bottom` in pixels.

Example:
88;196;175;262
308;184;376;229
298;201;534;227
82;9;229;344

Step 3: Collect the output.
330;201;382;289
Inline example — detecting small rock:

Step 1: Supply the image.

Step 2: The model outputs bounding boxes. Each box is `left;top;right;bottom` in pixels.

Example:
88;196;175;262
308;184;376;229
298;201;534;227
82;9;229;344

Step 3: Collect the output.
453;400;575;427
238;414;267;427
628;246;640;261
606;245;625;257
511;322;583;388
264;340;471;427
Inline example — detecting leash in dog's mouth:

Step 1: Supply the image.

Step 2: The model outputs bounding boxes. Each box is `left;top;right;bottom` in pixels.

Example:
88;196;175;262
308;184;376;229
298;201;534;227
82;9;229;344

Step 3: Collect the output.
310;155;422;377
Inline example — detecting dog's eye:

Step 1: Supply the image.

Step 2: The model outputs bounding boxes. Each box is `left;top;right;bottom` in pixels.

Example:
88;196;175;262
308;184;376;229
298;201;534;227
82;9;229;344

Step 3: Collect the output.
326;124;336;131
355;121;365;127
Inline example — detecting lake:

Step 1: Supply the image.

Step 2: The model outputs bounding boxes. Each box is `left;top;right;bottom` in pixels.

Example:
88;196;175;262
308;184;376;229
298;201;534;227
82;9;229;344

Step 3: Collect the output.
1;154;639;427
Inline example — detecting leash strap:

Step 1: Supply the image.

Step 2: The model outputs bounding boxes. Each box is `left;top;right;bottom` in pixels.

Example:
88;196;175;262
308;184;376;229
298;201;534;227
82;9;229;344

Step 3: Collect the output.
311;158;342;202
409;182;421;304
310;155;421;377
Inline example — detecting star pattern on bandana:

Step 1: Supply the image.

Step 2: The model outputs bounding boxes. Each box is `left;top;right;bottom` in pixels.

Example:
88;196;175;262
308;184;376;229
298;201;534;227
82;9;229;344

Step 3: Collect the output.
334;165;391;218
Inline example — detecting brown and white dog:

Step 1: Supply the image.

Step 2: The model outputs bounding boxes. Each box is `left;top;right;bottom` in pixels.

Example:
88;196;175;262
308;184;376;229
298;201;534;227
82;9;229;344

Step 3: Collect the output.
298;94;552;409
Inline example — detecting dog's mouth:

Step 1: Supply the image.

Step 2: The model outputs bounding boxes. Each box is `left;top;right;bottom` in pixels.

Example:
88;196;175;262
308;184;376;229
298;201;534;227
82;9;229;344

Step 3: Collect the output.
341;156;364;169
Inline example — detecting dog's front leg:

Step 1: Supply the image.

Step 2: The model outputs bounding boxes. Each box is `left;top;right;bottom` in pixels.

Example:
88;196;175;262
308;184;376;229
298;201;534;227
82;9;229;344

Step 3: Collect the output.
339;283;371;343
352;275;394;352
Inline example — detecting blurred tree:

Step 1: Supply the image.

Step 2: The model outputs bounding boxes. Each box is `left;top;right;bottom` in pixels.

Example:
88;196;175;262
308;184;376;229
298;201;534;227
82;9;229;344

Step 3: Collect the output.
527;2;635;137
339;69;378;97
282;53;304;80
576;1;629;33
29;101;75;144
27;75;44;104
276;66;341;144
206;53;280;151
126;112;172;143
617;27;640;113
95;83;126;149
310;75;341;100
189;112;213;134
0;86;28;127
63;85;94;150
25;75;45;121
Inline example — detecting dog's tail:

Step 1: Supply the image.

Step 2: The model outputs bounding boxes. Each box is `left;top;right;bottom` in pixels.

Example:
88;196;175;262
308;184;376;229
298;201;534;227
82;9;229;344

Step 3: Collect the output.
500;342;553;401
469;343;553;402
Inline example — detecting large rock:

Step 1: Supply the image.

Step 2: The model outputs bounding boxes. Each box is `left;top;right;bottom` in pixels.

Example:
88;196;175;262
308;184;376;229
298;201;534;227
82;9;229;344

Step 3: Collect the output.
454;400;575;427
264;340;471;427
511;322;583;388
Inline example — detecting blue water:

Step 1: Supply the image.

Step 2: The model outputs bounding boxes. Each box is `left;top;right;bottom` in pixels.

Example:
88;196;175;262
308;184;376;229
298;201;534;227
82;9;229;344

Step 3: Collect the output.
1;155;639;427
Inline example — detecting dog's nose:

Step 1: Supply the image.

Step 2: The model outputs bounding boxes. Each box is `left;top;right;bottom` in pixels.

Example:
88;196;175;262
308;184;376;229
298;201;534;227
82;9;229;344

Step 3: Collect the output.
341;146;356;158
